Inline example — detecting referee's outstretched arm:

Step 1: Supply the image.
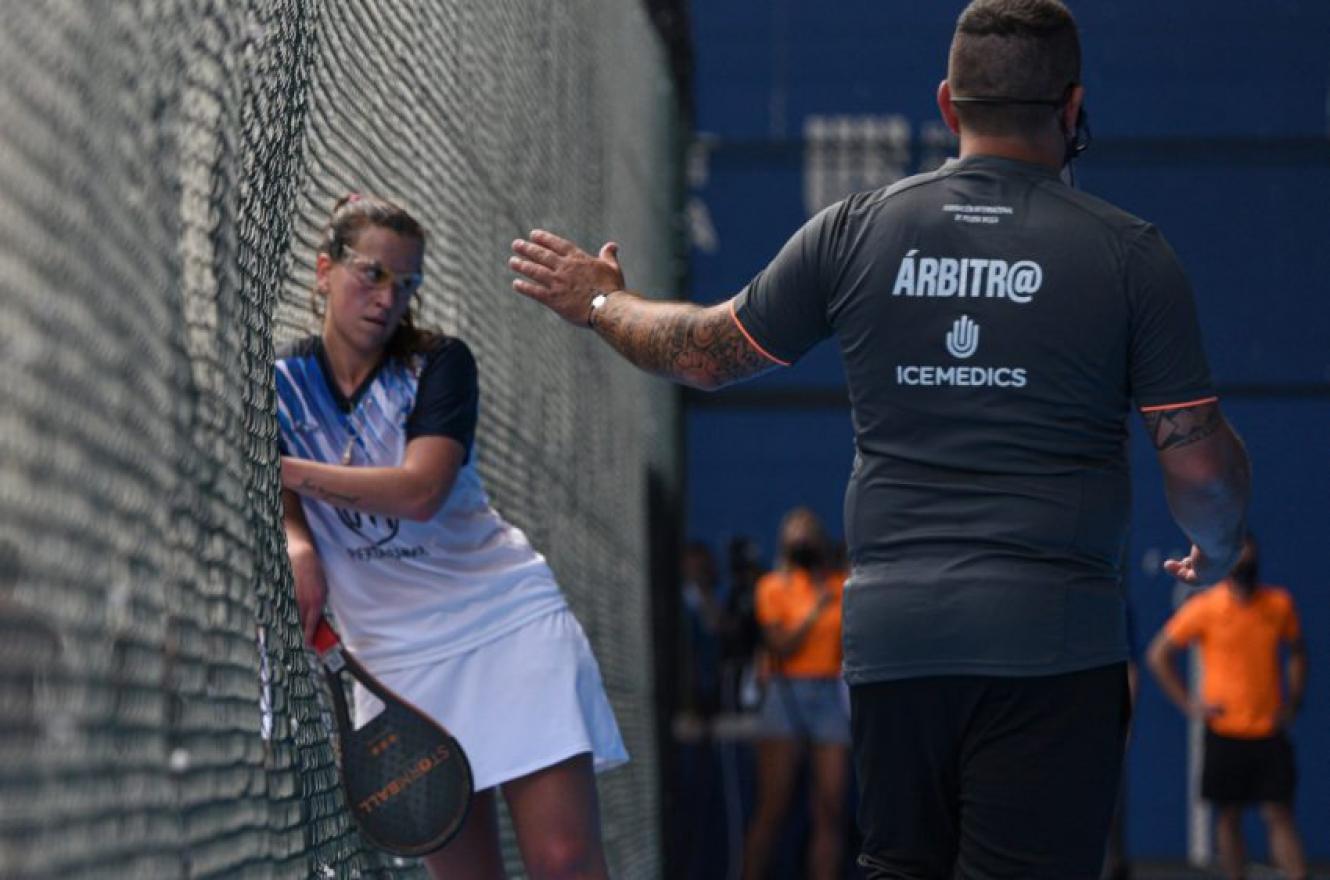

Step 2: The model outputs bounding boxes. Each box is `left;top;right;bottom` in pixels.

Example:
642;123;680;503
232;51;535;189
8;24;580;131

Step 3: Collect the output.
1144;401;1251;585
510;230;1253;586
509;231;779;390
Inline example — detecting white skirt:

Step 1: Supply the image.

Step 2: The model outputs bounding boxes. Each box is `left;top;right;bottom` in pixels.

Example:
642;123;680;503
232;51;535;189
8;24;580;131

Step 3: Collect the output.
352;608;629;791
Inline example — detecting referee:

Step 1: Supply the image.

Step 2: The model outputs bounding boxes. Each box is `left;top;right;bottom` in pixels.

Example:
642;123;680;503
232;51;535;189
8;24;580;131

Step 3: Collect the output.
509;1;1251;876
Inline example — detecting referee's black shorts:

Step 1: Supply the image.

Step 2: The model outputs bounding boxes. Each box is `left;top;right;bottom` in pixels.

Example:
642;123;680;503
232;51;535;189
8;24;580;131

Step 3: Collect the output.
1202;728;1297;806
852;663;1130;880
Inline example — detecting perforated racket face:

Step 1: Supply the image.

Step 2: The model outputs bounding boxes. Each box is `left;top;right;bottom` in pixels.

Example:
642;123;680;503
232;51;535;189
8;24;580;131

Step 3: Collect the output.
315;621;472;857
335;681;473;856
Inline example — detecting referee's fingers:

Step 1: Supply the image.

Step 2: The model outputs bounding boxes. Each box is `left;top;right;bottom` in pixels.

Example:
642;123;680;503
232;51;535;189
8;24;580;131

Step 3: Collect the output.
512;278;550;301
512;238;561;270
1163;558;1198;584
508;256;554;284
529;229;575;255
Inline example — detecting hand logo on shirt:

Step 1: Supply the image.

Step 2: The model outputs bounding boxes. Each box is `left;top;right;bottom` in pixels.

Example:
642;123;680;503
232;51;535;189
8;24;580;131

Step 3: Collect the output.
945;315;980;359
336;508;401;548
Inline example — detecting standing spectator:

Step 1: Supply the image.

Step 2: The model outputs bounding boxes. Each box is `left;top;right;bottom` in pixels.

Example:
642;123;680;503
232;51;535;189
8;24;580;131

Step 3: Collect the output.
680;541;726;718
675;541;732;880
724;536;766;714
744;508;849;880
1147;536;1308;880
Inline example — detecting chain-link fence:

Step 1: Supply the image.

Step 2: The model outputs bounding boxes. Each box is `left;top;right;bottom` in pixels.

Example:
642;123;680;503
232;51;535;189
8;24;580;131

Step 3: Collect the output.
0;1;681;876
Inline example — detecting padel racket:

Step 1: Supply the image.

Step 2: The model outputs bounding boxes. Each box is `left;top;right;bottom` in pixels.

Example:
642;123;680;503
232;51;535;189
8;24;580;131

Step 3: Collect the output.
312;617;472;856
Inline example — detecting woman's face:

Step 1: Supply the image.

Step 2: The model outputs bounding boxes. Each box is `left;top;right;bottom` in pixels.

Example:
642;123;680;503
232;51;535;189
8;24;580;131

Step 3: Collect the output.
780;513;822;557
316;225;423;355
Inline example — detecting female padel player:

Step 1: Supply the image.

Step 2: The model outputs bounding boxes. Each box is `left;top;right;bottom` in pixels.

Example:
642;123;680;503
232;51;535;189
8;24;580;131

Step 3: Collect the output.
276;194;626;879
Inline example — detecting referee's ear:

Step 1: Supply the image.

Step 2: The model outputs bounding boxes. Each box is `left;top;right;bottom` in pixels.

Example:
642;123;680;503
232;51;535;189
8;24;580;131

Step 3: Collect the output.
1060;84;1086;141
937;80;961;135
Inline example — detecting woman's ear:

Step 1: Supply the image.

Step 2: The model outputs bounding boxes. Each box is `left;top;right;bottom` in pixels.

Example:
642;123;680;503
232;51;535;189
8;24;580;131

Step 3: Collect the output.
314;251;333;296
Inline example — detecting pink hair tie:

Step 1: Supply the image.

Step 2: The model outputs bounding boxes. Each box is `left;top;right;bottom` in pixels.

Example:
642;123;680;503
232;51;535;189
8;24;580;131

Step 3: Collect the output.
346;192;361;203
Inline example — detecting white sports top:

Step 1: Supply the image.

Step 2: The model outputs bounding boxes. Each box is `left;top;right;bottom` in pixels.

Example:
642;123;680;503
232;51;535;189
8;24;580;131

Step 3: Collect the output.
275;336;566;673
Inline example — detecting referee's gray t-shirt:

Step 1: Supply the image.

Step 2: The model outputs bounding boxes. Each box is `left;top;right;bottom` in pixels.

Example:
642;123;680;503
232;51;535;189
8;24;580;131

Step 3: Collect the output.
733;155;1215;684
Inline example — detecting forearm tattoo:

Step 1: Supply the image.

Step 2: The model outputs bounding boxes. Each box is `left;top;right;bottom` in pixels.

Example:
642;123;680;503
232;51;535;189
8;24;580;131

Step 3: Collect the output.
298;477;360;506
1143;402;1222;451
598;296;776;389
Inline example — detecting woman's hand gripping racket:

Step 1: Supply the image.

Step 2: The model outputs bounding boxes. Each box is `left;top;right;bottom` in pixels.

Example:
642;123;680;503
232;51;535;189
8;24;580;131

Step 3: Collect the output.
312;617;473;856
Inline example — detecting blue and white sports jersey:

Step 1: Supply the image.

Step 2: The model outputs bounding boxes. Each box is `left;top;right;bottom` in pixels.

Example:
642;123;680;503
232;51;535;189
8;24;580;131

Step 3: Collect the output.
275;335;566;673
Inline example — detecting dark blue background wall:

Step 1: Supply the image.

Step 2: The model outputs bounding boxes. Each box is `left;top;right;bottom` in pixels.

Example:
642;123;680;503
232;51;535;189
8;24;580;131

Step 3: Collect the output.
686;0;1330;860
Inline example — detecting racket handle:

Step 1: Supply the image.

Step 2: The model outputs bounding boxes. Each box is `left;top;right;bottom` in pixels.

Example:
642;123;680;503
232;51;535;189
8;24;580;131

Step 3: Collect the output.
312;617;340;656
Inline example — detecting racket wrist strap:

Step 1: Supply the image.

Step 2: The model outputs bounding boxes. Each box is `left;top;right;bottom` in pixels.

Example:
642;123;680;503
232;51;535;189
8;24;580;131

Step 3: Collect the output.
322;647;346;673
312;617;346;671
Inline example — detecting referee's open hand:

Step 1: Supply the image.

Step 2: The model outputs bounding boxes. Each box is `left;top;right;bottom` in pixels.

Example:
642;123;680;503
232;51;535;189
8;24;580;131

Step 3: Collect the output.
1163;543;1232;586
510;230;625;326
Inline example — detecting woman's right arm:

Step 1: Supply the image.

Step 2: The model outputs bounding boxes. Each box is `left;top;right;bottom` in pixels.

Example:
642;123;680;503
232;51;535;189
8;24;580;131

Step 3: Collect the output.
282;338;477;522
282;488;328;645
281;436;466;522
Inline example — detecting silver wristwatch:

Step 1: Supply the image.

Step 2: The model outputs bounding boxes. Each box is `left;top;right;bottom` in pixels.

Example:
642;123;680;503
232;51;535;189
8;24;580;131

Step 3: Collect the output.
587;291;614;328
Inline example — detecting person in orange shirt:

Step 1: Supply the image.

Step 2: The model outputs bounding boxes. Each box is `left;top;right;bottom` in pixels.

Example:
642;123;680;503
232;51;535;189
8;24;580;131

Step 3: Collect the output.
1147;535;1308;880
743;508;849;880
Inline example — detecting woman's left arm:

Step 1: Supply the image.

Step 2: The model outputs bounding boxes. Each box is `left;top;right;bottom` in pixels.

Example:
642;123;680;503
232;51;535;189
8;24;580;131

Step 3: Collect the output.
282;435;466;521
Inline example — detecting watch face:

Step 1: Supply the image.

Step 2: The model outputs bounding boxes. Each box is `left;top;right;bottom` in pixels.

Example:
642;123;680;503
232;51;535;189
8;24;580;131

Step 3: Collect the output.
587;291;616;327
587;293;608;327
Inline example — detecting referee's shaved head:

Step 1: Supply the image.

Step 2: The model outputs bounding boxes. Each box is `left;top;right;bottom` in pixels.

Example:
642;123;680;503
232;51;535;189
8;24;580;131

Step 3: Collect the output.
948;0;1081;137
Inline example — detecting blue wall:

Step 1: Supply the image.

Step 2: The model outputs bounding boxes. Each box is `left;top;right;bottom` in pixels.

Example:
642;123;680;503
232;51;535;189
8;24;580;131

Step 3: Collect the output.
687;0;1330;859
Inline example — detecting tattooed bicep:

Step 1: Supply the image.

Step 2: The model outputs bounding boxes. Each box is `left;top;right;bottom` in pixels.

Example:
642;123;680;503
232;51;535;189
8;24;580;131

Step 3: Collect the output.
1141;401;1223;451
685;303;782;387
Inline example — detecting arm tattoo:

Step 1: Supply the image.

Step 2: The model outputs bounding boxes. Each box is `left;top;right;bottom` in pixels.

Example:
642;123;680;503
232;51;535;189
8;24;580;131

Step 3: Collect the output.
597;295;778;389
298;477;360;506
1143;402;1222;451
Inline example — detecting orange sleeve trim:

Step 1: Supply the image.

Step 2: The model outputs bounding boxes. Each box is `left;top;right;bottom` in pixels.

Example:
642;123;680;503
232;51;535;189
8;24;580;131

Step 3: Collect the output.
729;300;791;367
1139;396;1219;413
